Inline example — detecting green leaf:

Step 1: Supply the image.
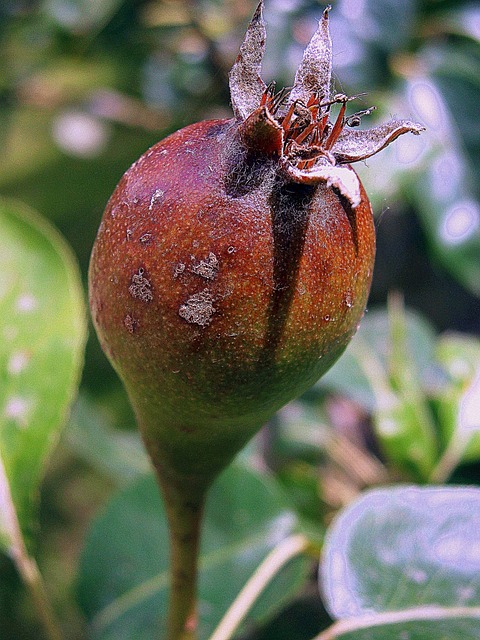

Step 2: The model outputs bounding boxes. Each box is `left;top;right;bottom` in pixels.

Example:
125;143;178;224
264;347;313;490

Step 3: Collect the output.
0;198;86;545
404;68;480;299
44;0;124;33
77;465;310;640
321;306;436;412
321;302;438;480
434;334;480;463
66;395;149;485
319;486;480;639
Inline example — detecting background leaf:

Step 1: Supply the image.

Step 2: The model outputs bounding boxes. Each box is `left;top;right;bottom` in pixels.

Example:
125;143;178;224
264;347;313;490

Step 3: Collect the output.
65;394;149;485
77;464;310;640
43;0;124;33
320;306;437;412
433;333;480;463
320;302;438;480
320;485;480;639
0;198;86;545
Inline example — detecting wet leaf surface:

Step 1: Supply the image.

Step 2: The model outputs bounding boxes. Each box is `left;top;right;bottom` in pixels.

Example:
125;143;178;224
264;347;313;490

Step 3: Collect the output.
320;485;480;639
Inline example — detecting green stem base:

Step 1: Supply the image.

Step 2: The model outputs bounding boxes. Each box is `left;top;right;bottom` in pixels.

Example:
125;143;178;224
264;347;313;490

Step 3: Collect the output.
156;472;206;640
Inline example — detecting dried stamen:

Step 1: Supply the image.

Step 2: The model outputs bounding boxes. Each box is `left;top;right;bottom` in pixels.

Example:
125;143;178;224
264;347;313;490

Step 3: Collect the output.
345;107;376;128
281;102;297;131
324;101;347;150
270;86;291;114
295;122;317;145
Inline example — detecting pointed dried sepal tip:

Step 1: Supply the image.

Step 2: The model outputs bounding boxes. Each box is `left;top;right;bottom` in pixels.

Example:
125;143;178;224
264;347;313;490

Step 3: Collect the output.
287;4;332;109
229;1;267;120
333;119;426;164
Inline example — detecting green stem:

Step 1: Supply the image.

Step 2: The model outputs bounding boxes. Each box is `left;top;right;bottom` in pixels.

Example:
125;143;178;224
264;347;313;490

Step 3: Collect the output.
429;433;469;483
314;605;480;640
16;553;64;640
0;455;63;640
209;534;310;640
158;476;206;640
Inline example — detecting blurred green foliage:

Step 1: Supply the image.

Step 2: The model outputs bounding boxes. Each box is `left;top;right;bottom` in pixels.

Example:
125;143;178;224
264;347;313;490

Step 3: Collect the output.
1;0;480;638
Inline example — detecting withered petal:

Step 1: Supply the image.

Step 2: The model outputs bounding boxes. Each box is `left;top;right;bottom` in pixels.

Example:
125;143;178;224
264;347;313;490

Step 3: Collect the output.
333;119;426;164
229;1;267;121
280;160;361;208
287;7;332;110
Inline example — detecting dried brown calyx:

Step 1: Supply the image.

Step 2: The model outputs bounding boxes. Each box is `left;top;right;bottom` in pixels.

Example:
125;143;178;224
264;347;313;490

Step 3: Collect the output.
229;2;425;208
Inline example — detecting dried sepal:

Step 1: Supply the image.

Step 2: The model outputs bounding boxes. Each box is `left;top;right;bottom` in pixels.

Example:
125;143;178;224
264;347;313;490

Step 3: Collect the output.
229;1;267;120
287;6;332;109
333;119;426;164
238;105;284;157
280;159;361;208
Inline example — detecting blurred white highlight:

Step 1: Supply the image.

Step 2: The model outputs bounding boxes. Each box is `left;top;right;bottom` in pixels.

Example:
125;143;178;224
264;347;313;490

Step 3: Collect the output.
440;200;480;245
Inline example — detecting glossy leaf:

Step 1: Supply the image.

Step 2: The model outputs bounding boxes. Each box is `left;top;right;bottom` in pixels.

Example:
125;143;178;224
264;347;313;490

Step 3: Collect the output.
434;334;480;463
77;465;309;640
320;485;480;639
0;198;86;545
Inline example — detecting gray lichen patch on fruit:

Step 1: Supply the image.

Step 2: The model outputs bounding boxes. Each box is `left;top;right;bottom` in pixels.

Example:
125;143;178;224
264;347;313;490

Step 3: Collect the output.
139;232;154;245
190;252;219;280
174;263;186;277
129;268;153;302
343;290;354;308
149;189;165;211
179;289;216;326
111;201;131;219
124;314;139;333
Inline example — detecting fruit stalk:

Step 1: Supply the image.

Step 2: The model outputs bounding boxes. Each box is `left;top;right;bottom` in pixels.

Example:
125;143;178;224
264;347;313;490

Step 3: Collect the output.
160;479;204;640
142;431;210;640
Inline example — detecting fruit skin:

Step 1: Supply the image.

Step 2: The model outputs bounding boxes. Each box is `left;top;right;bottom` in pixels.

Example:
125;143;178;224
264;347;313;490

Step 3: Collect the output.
89;116;375;490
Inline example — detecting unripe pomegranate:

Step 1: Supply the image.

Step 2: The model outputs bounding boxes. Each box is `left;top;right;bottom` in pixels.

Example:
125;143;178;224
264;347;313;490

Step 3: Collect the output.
89;4;423;638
